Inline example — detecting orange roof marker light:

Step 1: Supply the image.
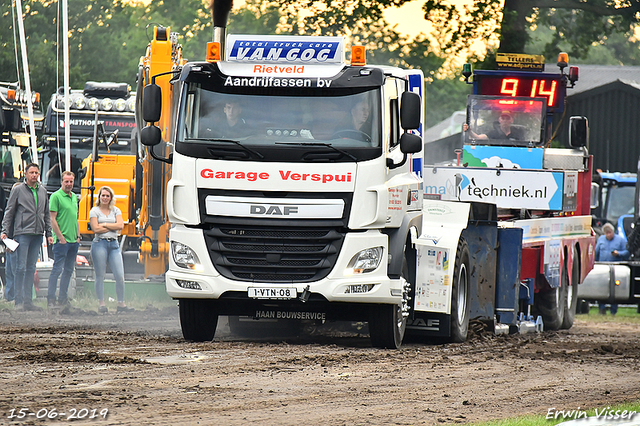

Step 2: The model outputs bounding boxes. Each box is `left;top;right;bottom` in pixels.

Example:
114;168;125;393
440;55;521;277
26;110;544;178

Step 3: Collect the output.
207;41;222;63
351;45;366;66
557;52;569;70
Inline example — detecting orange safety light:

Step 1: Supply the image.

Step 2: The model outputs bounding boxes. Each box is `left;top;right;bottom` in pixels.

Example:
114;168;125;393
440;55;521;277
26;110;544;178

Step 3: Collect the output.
557;52;569;68
351;45;366;66
7;90;15;102
206;41;222;62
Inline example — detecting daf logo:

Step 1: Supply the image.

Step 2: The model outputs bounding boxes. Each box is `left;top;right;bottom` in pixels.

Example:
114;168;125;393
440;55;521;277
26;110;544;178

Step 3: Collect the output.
250;205;299;215
407;318;440;330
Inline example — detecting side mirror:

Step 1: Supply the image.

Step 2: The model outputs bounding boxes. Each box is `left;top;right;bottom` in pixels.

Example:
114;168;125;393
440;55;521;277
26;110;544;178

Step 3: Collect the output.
569;116;588;148
590;182;599;210
143;83;162;123
400;91;421;130
0;109;21;132
400;132;422;154
140;125;162;147
77;166;87;182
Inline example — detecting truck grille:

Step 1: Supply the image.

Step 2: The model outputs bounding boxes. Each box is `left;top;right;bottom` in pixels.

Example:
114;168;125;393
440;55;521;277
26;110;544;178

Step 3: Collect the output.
204;225;345;283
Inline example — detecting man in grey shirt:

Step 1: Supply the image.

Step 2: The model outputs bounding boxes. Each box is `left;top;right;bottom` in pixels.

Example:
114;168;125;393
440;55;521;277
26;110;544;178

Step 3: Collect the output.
1;163;54;311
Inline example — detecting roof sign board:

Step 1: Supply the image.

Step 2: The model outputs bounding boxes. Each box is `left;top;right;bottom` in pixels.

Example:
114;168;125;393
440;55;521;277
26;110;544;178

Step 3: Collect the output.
226;35;345;65
496;53;545;71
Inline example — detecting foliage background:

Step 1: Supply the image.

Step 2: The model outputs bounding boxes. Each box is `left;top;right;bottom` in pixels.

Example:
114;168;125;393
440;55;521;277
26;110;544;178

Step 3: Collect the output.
2;0;640;128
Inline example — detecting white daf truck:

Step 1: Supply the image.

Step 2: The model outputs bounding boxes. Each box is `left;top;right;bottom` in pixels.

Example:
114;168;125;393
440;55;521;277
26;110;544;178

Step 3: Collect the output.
139;15;425;348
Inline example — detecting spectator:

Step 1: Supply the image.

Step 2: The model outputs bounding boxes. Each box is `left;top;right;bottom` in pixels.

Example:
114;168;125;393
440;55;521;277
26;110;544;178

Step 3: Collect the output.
89;186;133;313
594;222;629;315
1;163;54;311
47;171;80;307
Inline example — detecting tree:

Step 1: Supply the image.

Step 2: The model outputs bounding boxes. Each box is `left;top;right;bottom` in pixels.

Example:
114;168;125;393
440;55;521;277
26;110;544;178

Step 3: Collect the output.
423;0;640;60
0;0;147;97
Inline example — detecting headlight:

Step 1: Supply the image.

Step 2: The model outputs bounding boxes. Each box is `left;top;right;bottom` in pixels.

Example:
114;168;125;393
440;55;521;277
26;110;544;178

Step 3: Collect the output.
126;98;136;112
73;95;86;110
101;98;113;111
346;247;384;274
171;241;202;270
114;98;126;112
88;97;99;111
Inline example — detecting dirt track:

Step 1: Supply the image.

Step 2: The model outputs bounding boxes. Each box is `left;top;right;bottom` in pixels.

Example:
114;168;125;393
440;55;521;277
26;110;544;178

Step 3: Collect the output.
0;306;639;426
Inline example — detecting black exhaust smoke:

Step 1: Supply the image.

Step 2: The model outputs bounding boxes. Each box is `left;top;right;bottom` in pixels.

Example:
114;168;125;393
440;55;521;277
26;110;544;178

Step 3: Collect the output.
211;0;233;28
210;0;233;58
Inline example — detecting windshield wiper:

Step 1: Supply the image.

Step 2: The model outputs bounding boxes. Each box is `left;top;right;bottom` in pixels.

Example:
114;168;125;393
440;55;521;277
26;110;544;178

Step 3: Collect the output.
275;141;357;161
193;138;264;159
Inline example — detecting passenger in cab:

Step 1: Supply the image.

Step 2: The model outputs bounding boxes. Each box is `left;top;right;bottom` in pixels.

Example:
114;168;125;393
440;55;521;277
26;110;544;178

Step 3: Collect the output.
333;98;372;141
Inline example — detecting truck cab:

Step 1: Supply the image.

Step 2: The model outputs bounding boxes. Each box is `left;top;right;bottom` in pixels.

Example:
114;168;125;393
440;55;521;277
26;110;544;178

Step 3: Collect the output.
591;172;636;238
40;82;139;240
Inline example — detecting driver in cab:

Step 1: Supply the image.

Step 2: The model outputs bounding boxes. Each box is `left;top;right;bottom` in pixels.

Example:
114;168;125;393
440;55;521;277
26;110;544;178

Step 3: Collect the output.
463;110;524;141
201;101;252;138
219;101;251;137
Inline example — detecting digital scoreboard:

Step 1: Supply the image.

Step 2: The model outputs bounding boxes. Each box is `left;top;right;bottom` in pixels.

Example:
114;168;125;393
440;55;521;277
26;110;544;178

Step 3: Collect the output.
473;70;566;113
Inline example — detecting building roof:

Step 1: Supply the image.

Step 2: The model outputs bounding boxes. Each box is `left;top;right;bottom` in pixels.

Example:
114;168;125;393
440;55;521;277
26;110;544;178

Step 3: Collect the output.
567;65;640;95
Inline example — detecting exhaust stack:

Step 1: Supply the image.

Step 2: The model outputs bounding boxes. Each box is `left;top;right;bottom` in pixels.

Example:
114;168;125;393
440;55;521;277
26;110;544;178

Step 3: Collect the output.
210;0;233;60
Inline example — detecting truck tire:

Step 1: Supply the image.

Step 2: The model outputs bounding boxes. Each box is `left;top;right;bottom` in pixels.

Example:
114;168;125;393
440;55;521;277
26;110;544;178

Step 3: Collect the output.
561;248;580;329
369;256;410;349
536;272;567;331
449;238;470;343
369;303;405;349
179;299;218;342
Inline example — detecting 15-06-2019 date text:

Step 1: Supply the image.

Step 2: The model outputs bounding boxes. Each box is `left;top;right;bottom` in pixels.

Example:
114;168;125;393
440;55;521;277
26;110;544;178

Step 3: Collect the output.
7;407;109;420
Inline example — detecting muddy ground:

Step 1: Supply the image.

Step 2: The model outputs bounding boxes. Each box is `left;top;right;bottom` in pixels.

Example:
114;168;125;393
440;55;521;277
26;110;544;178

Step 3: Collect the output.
0;306;639;426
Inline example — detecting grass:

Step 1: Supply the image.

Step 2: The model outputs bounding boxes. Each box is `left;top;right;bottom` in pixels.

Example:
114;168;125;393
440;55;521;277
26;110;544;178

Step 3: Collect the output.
470;401;640;426
577;305;640;324
0;280;177;313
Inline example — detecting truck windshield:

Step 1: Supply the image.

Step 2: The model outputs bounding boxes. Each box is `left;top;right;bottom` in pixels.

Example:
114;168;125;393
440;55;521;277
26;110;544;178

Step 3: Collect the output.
466;96;546;146
177;84;381;162
604;185;635;224
40;147;89;192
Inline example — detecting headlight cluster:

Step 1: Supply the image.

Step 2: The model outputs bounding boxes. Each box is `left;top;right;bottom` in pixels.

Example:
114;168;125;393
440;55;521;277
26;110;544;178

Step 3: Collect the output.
346;247;384;274
5;88;40;108
55;94;135;112
171;241;202;270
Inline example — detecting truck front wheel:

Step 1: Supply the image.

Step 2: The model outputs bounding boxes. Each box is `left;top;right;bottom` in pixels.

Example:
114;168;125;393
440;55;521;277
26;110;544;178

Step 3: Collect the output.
561;248;580;329
449;238;470;343
179;299;219;342
369;257;410;349
369;303;405;349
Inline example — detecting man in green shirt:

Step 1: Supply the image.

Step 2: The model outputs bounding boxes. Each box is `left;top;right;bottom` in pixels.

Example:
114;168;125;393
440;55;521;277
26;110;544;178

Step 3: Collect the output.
47;170;80;307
